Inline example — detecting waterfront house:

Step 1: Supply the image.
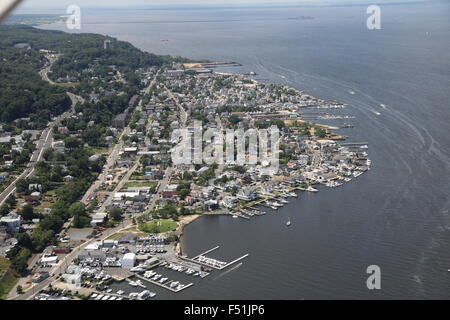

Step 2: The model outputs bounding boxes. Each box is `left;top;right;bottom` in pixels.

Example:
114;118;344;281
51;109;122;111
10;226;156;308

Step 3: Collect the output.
237;187;258;201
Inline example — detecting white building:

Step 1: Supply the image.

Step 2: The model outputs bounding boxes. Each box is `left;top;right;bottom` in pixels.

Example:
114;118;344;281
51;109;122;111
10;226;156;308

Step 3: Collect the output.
236;187;258;201
121;252;136;268
62;273;82;287
41;256;58;265
0;213;21;233
91;212;107;227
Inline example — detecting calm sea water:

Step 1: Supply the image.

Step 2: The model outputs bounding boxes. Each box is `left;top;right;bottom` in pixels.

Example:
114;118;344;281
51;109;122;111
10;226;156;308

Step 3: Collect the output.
40;2;450;299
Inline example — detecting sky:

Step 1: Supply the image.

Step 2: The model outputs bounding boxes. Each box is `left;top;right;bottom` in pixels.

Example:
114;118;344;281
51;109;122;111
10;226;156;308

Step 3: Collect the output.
18;0;428;10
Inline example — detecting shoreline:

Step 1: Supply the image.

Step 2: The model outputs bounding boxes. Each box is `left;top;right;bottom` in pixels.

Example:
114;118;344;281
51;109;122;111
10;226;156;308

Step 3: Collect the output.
175;214;201;256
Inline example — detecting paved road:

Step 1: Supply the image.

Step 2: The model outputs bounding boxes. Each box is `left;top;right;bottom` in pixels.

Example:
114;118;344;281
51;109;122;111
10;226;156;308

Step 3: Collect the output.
81;127;130;205
0;128;53;206
39;54;62;85
98;157;141;212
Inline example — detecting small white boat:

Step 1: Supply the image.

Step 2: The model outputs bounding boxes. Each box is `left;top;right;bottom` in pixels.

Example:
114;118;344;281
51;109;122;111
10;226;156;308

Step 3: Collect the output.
286;219;291;227
306;186;318;192
159;277;168;283
136;280;146;288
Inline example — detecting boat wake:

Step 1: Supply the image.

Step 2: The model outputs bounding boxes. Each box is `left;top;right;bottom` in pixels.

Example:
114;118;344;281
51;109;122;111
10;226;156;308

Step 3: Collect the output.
212;262;243;281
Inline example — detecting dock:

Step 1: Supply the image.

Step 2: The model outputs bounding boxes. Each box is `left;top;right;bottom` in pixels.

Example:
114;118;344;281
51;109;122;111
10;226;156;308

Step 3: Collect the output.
192;246;220;259
134;274;193;293
181;246;249;270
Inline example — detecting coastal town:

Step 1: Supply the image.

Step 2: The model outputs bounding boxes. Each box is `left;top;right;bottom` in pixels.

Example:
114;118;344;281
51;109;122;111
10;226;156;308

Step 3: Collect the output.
0;38;371;300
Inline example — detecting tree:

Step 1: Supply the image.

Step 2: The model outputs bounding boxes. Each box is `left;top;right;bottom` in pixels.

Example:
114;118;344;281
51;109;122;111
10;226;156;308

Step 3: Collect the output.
6;194;17;208
16;233;33;250
69;202;90;228
0;204;10;216
10;248;31;274
69;202;85;217
109;207;123;221
20;205;35;221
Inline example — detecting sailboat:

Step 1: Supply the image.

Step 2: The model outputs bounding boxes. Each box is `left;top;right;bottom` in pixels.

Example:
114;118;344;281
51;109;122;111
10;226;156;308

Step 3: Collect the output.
286;218;291;226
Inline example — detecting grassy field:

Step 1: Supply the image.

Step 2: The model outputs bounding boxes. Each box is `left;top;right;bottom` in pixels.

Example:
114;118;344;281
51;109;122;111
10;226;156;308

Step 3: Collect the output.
123;181;157;189
106;227;147;240
0;257;9;274
87;146;110;155
0;258;18;300
34;189;58;212
138;219;178;234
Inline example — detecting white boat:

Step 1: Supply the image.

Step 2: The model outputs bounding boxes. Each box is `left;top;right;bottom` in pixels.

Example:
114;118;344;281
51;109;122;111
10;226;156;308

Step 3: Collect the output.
360;145;369;149
149;292;156;298
138;290;151;300
116;290;125;295
353;171;363;177
306;186;318;192
136;280;146;288
286;219;291;226
372;110;381;116
271;201;283;207
170;281;180;288
90;293;98;298
129;281;138;287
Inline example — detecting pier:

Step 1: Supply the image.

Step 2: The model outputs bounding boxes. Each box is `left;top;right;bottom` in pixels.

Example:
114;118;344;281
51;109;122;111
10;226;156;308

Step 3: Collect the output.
134;274;194;293
181;246;249;270
192;246;220;259
90;291;138;300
